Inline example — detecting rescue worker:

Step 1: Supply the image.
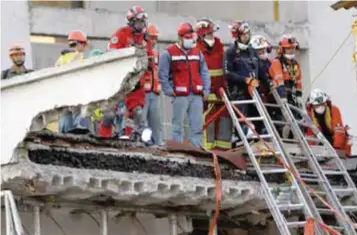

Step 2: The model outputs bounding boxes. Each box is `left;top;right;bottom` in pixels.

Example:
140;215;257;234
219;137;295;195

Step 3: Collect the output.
2;44;33;80
141;23;163;145
306;89;352;156
108;5;153;140
269;34;303;108
55;30;88;66
159;22;211;147
57;30;89;134
224;21;259;138
195;18;232;150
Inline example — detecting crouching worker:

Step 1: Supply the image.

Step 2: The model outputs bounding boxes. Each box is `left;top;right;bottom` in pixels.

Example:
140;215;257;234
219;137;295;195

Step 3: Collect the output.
159;22;211;147
306;88;352;156
195;18;232;150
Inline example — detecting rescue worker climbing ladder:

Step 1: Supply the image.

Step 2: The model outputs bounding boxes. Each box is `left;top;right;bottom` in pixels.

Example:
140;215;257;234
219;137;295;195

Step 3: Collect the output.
195;18;232;150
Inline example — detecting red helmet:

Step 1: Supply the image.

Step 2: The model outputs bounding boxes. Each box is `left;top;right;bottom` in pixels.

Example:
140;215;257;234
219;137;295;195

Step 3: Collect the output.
147;23;159;37
126;5;148;22
279;34;299;48
9;44;25;56
228;21;250;38
195;19;219;37
177;22;195;38
68;30;87;43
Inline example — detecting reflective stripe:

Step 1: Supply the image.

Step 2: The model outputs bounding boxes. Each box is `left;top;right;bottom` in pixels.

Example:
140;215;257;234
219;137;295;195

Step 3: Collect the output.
209;69;224;77
274;73;283;79
215;140;232;149
196;85;203;91
187;55;200;60
207;93;219;101
176;86;188;92
171;55;187;61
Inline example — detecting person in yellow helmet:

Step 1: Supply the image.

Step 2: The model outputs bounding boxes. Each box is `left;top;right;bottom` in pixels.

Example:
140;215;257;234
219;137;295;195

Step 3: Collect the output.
55;30;88;66
2;44;33;80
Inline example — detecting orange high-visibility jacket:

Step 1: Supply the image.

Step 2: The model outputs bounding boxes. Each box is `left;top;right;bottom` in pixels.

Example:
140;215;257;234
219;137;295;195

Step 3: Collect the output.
269;57;302;95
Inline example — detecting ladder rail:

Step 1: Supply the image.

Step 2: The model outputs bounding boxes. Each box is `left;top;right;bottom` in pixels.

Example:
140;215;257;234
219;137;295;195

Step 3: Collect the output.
220;90;292;235
270;89;357;235
252;89;326;235
1;190;24;235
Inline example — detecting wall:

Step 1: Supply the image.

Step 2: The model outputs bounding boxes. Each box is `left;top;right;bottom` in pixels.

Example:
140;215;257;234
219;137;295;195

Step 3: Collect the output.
308;1;357;153
1;0;33;70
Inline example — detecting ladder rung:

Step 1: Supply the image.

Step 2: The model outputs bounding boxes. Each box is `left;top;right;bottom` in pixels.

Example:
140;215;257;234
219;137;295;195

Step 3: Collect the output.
247;134;271;140
323;170;345;175
317;208;333;214
261;168;288;174
239;116;264;122
297;121;311;128
342;206;357;212
271;120;289;125
277;203;304;211
281;138;299;143
231;100;256;105
287;221;306;228
301;178;322;183
305;136;324;143
254;151;281;157
333;188;356;193
264;103;281;108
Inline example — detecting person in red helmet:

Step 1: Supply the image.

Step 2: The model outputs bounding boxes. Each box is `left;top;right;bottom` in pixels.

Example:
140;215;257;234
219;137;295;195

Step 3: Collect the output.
2;44;33;80
107;5;154;139
55;30;88;66
141;23;163;145
158;22;210;147
195;18;232;150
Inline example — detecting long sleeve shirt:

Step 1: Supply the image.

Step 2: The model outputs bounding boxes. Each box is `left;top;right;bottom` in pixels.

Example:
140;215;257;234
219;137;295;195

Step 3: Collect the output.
158;49;211;96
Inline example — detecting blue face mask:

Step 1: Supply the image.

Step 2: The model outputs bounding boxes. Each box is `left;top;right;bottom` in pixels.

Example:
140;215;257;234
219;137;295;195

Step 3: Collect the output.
183;39;194;49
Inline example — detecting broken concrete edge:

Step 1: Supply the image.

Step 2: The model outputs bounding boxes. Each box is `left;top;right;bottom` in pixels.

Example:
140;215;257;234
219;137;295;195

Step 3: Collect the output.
29;7;309;48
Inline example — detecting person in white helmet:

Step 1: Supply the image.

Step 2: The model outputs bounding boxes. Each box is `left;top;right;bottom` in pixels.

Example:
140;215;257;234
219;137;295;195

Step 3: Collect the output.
306;88;352;156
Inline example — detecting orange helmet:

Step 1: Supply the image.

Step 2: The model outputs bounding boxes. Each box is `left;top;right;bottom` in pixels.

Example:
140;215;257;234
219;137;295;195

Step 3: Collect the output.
177;22;195;38
9;44;25;56
126;5;148;22
147;23;159;37
229;21;250;39
195;18;219;37
279;34;299;49
68;30;87;43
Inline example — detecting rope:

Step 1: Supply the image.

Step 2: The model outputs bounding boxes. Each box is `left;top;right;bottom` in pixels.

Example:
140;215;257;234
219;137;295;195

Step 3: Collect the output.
208;152;222;235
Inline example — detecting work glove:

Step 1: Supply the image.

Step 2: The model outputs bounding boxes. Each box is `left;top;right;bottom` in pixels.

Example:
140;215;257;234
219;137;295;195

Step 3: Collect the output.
246;77;259;96
282;124;291;139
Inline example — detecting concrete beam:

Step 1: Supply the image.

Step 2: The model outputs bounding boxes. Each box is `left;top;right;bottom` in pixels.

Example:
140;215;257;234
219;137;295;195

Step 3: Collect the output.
29;7;309;48
1;47;147;165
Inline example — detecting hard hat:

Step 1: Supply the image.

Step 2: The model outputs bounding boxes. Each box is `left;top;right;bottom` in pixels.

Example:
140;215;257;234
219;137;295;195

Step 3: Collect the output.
249;35;270;50
195;18;219;37
228;21;250;38
279;34;298;49
177;22;195;38
68;30;87;43
147;23;159;37
307;88;329;105
126;5;148;22
9;44;25;56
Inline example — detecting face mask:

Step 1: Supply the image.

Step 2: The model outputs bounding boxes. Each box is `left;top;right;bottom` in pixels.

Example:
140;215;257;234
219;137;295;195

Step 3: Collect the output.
204;38;215;47
238;42;248;50
259;52;268;60
314;105;326;114
284;54;295;60
13;59;25;66
183;39;195;49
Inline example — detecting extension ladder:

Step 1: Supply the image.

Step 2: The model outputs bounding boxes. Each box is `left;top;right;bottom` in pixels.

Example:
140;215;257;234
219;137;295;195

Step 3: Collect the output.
1;190;24;235
264;88;357;235
219;88;326;235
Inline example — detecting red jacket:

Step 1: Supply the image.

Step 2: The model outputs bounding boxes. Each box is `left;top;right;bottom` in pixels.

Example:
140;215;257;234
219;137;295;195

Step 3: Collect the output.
196;37;225;97
141;49;161;94
167;44;203;96
108;26;153;111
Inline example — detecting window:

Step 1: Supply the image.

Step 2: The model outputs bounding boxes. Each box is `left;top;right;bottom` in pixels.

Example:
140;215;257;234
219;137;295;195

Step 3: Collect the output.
30;0;84;9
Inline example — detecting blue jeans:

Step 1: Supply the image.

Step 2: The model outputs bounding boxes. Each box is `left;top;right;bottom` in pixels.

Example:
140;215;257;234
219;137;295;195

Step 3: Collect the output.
171;93;203;147
59;111;91;133
143;92;163;145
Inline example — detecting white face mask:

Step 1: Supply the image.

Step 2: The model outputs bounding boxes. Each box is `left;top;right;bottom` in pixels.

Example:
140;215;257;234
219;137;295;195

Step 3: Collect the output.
284;53;295;60
183;39;195;49
238;42;248;50
204;38;215;47
259;52;268;60
314;105;326;114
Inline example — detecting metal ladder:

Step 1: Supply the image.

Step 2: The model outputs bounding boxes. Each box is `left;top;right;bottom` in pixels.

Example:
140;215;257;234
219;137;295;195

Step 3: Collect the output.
1;190;24;235
264;88;357;234
219;88;326;235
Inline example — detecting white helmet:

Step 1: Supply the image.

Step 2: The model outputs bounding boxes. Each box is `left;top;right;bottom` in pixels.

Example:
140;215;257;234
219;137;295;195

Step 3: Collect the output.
249;35;270;50
308;88;329;105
